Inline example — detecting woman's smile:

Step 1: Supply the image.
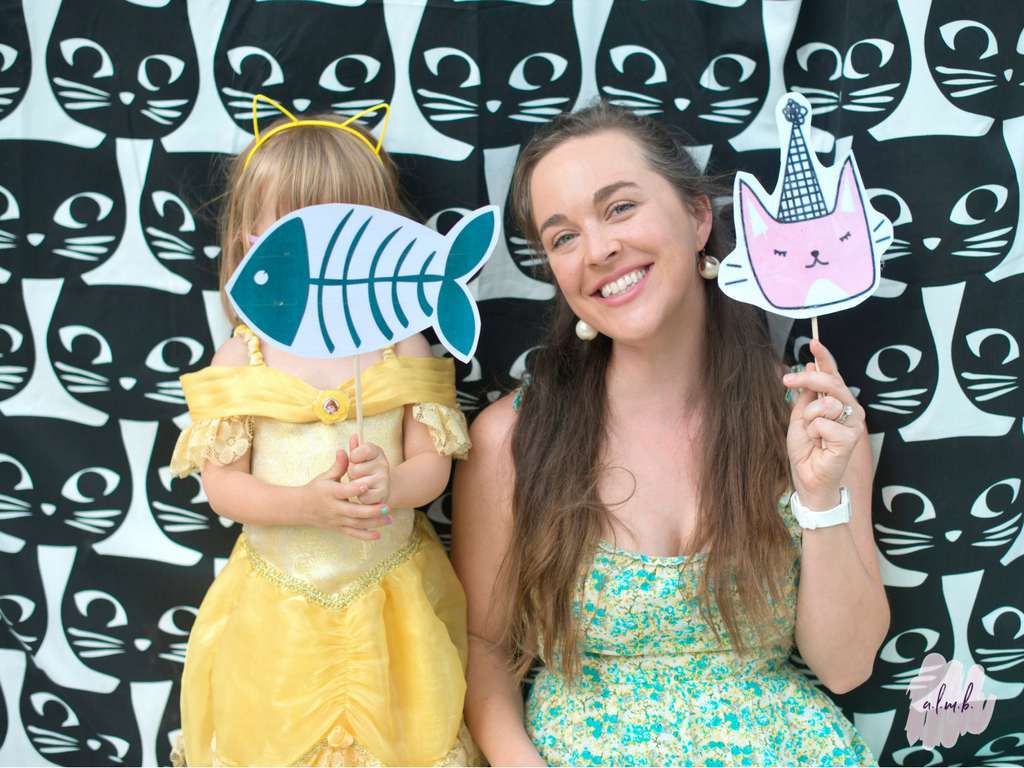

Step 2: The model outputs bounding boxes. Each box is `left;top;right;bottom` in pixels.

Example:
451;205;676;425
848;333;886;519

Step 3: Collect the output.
595;265;650;301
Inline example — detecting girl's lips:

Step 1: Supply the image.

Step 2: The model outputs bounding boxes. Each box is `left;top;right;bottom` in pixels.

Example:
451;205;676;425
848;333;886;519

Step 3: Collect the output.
593;266;651;305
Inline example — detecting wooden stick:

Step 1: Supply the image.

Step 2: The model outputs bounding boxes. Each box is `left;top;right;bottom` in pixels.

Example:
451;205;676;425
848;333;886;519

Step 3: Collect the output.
353;353;364;445
811;315;827;449
354;353;367;560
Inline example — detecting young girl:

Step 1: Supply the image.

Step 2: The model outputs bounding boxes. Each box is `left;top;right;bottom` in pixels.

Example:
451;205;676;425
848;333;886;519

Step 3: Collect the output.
169;105;479;767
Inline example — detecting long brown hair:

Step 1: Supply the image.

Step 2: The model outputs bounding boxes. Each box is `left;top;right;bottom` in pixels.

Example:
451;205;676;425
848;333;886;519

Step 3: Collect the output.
500;102;794;683
217;111;407;323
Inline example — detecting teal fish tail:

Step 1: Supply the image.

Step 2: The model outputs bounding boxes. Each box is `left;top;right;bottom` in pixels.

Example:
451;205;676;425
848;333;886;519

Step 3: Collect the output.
436;206;498;361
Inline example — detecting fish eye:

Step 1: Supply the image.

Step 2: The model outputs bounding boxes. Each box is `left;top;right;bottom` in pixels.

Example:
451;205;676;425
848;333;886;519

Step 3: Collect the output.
254;270;268;285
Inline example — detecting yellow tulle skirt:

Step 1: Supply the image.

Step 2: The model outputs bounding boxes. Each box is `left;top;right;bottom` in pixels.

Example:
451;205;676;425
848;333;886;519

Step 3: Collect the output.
175;514;481;767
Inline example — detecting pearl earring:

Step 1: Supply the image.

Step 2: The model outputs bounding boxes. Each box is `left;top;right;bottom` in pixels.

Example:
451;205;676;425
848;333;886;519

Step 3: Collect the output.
575;319;598;340
698;249;719;280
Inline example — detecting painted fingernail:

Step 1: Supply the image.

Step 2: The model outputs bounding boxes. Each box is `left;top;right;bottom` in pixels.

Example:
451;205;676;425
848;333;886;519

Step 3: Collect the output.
381;506;388;515
385;516;392;525
373;533;381;540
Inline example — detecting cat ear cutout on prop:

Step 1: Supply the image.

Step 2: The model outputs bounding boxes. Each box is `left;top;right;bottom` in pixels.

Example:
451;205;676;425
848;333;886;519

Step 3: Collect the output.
226;203;500;364
718;93;893;319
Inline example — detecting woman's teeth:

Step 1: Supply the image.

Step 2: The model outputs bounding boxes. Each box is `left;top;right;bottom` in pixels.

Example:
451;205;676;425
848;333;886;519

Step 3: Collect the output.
600;267;648;298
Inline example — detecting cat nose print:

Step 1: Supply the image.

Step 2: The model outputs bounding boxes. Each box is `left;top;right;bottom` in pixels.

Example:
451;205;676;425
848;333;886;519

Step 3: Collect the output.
293;98;311;112
119;377;137;390
923;237;941;251
674;98;691;111
1005;69;1014;82
134;638;152;651
119;92;135;105
86;739;102;751
486;100;501;113
945;530;962;542
26;233;44;246
41;503;56;516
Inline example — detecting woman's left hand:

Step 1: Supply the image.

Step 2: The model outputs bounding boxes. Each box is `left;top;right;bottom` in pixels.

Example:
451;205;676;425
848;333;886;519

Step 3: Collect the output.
783;338;866;511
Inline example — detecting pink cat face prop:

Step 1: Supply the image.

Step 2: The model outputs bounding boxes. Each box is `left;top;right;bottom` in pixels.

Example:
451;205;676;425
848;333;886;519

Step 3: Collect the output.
718;94;893;319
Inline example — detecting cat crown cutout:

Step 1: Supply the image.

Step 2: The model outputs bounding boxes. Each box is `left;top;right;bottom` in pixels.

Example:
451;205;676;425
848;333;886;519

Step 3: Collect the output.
243;95;390;171
717;93;893;319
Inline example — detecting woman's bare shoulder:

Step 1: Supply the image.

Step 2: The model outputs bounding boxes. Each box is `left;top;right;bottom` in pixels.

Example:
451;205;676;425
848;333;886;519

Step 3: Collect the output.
467;393;519;457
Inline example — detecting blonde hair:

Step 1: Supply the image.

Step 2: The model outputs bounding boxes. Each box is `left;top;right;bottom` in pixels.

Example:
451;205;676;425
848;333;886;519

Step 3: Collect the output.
218;112;406;323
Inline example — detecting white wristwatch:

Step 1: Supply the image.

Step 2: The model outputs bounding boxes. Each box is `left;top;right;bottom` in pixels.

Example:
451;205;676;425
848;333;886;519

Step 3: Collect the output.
791;487;852;530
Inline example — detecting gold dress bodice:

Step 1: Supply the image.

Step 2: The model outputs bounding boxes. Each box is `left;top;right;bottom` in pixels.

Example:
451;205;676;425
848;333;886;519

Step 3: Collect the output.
244;408;417;597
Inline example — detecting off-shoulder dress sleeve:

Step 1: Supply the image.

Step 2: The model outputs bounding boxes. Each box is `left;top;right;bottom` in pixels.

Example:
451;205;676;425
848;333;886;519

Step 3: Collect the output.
169;416;254;478
411;403;471;460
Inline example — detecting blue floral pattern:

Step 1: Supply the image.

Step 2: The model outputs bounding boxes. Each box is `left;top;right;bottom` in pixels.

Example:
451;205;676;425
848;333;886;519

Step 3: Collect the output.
525;493;875;767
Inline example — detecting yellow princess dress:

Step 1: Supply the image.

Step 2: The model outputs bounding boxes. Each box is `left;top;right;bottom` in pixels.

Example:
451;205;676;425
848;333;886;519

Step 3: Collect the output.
169;326;480;767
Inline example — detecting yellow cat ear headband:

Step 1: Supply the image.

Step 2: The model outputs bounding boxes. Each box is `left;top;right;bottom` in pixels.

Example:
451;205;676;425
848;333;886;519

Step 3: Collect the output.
242;94;390;171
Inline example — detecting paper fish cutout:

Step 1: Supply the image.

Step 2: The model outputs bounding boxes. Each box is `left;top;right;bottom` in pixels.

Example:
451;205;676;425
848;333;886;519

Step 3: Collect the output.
226;203;499;362
717;93;893;319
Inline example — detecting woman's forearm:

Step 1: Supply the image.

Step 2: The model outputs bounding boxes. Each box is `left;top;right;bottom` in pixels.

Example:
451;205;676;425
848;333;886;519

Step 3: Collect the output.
464;636;546;767
794;523;889;693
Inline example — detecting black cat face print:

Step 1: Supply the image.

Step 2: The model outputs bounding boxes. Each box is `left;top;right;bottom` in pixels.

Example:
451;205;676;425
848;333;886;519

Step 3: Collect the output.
925;0;1024;120
47;0;199;139
783;0;910;137
410;0;581;150
0;141;124;281
595;0;768;149
0;1;30;124
214;0;394;134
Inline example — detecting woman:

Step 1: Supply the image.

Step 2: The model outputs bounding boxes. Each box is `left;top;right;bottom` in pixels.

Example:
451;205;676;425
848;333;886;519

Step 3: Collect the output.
451;103;889;766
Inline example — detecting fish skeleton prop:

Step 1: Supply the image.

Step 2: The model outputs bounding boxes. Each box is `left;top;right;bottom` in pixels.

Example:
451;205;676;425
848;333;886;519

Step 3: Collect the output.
227;203;500;362
717;93;893;319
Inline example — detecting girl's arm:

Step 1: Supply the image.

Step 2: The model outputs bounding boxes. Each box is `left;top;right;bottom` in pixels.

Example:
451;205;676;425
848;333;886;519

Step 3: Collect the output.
346;334;453;509
199;337;390;541
784;339;890;694
451;397;546;767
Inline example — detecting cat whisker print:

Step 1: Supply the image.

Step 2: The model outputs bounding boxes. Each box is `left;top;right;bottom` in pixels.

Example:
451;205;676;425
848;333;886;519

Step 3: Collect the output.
55;235;118;262
0;228;15;249
510;96;571;124
0;365;27;391
845;82;902;112
792;87;840;115
509;235;545;268
55;362;110;394
934;65;1000;98
222;87;281;122
141;98;191;126
601;85;663;115
874;523;933;556
28;725;81;756
52;77;112;110
329;99;386;122
417;88;478;122
68;627;125;659
160;641;188;665
976;647;1024;673
153;501;209;533
65;509;121;535
870;388;929;415
954;226;1014;258
975;513;1021;547
961;372;1019;402
700;96;760;124
146;227;194;261
0;492;31;521
146;380;186;405
0;85;23;110
883;237;911;260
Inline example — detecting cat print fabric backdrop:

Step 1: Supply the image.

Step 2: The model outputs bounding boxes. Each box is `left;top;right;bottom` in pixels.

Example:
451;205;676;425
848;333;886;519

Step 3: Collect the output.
0;0;1021;765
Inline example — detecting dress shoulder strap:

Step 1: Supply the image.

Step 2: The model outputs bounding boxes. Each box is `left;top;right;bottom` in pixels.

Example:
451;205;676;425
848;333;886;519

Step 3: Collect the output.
381;344;397;361
232;325;265;367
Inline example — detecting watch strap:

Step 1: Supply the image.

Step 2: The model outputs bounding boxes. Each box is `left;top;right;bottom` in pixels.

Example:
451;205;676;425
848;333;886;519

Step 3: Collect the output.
791;487;851;530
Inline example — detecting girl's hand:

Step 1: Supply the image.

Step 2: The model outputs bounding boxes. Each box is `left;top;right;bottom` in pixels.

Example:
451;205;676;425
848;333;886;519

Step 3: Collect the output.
304;449;391;540
346;434;391;506
783;339;866;511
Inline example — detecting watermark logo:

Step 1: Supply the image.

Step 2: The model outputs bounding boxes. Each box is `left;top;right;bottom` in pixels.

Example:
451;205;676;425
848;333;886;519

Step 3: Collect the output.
905;652;997;750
